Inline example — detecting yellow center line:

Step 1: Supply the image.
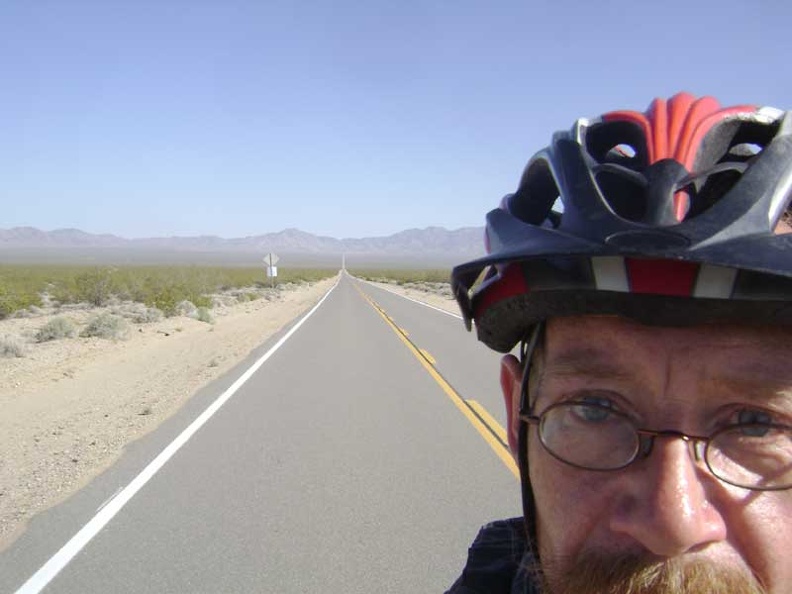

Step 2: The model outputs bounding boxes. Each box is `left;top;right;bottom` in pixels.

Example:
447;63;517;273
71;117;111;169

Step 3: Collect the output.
419;349;436;366
466;400;508;445
354;283;519;478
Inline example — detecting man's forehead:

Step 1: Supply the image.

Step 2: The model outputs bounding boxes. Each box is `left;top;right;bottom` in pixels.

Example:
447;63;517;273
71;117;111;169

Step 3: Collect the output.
544;316;792;375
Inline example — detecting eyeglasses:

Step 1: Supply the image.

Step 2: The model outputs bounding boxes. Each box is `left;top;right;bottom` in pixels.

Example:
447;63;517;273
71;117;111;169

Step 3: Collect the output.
521;401;792;491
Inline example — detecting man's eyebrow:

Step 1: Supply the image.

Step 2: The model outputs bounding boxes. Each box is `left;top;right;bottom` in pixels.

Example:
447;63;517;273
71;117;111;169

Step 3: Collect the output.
708;375;792;401
702;352;792;394
542;348;635;381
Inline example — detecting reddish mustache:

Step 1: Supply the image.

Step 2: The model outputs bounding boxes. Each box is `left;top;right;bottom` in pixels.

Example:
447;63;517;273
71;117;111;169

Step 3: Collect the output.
532;552;767;594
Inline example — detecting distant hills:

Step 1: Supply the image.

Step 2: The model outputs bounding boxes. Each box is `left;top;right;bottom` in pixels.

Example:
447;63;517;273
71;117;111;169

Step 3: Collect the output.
0;226;486;267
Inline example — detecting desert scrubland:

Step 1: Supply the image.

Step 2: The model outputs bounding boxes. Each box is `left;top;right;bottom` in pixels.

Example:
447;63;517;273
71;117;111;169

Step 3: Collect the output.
0;266;456;550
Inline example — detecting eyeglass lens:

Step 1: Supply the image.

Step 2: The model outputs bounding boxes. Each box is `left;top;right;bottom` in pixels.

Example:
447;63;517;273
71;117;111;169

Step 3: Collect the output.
535;402;792;490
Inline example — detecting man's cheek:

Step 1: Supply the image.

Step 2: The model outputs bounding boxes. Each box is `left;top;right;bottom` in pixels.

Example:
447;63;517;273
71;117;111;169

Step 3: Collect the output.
530;452;611;558
736;496;792;592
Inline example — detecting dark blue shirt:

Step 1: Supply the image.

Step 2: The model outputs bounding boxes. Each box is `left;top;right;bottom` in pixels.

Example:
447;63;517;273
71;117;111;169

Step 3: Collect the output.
445;518;541;594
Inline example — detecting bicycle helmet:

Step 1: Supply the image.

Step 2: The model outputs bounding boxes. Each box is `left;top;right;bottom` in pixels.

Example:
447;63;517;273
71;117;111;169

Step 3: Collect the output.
452;92;792;353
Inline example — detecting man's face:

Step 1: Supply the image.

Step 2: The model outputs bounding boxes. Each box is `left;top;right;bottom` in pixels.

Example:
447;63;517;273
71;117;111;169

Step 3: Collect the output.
501;316;792;593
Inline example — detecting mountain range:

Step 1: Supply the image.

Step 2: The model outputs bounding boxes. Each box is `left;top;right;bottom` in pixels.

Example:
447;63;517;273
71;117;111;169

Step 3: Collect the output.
0;226;486;267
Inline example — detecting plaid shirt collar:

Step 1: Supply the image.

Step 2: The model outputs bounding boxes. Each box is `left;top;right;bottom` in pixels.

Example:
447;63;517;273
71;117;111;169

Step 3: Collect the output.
446;517;543;594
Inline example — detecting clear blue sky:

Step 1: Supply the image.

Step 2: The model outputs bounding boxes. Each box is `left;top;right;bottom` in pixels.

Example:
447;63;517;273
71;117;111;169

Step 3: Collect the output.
1;0;790;239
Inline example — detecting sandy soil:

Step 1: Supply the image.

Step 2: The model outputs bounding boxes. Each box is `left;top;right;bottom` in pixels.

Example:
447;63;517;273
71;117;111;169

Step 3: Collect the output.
0;276;338;551
0;275;458;552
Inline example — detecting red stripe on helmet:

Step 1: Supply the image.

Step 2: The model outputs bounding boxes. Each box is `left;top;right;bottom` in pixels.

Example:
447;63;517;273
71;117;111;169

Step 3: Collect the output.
473;264;529;320
604;93;755;221
604;93;755;168
626;258;700;296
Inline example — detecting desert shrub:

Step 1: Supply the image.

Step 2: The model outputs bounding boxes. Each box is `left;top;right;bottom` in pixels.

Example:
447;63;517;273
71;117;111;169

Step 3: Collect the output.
113;304;164;324
80;313;129;340
0;335;25;358
174;300;197;317
142;283;210;316
0;335;25;357
0;284;41;319
135;306;164;324
112;273;144;302
35;317;77;342
193;307;214;324
111;304;136;317
193;294;212;308
49;282;77;305
211;295;238;308
145;286;182;316
74;268;116;306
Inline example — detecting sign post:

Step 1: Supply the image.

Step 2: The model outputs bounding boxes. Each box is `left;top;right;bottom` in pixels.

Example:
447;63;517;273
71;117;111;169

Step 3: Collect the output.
263;253;280;288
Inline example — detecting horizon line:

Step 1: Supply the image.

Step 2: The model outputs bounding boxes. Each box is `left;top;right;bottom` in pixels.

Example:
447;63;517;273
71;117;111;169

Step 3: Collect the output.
1;224;484;242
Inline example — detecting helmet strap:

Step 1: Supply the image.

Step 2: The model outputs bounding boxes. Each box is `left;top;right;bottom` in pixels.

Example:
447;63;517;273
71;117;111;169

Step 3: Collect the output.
518;321;545;557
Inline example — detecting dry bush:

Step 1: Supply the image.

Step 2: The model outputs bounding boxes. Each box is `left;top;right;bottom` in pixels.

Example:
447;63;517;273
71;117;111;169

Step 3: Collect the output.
175;300;197;317
134;306;164;324
112;304;164;324
193;307;214;324
35;317;77;342
0;335;25;358
80;313;129;340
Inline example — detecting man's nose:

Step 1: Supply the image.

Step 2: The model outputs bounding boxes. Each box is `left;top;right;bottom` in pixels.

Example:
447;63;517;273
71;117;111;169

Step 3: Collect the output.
608;437;728;556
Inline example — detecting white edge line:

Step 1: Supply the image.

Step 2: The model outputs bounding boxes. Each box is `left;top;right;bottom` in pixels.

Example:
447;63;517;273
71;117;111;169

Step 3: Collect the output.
355;277;462;320
95;487;123;513
14;276;340;594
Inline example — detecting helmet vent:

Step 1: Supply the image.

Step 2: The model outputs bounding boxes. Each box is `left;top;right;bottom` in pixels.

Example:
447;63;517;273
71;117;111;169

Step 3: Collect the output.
694;119;778;171
585;121;653;222
585;121;649;172
511;158;563;228
683;119;780;219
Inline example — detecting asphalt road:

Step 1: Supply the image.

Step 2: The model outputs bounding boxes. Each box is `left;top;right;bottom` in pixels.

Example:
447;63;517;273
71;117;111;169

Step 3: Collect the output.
1;273;521;594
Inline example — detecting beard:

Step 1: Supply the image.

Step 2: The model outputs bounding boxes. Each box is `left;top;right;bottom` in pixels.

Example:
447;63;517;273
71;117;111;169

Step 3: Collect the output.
534;551;768;594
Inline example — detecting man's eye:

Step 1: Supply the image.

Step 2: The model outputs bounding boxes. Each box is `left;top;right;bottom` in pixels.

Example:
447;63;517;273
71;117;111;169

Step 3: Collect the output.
735;409;773;437
570;399;614;423
737;409;773;425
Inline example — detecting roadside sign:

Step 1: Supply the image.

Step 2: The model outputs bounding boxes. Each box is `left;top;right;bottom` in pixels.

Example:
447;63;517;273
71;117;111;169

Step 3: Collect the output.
266;266;278;278
263;253;279;267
